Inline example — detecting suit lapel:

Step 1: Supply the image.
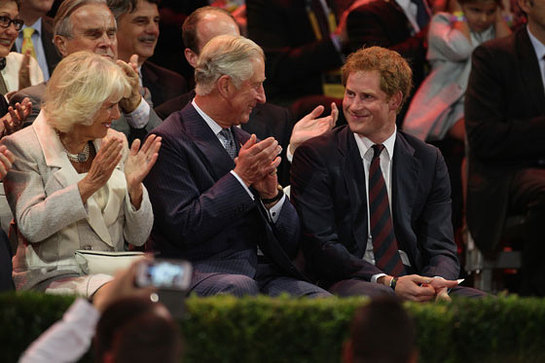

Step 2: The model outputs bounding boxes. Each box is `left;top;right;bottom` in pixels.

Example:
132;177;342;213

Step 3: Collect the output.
182;104;236;180
34;114;117;246
391;133;418;249
338;128;369;247
517;28;545;115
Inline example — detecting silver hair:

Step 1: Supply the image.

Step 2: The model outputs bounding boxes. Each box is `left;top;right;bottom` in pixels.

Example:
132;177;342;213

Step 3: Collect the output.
194;34;264;96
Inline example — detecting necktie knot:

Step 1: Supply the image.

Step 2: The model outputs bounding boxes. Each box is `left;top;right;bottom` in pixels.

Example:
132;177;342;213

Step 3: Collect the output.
219;128;237;159
22;27;37;59
371;144;385;160
23;27;34;38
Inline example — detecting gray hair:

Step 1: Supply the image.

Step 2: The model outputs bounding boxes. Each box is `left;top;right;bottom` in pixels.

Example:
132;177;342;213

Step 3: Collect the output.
194;34;264;96
43;51;131;132
54;0;108;37
107;0;160;21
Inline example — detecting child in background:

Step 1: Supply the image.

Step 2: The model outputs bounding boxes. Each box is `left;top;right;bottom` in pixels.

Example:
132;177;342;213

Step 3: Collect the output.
403;0;512;142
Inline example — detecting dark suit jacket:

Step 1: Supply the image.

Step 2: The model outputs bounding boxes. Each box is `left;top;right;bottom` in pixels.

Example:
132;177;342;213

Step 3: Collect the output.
290;126;460;282
141;60;187;109
144;103;306;281
346;0;428;117
41;17;61;76
465;26;545;252
246;0;345;104
155;90;294;186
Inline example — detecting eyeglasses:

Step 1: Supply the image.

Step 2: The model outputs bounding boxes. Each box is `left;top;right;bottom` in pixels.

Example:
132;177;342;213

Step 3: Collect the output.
0;16;24;31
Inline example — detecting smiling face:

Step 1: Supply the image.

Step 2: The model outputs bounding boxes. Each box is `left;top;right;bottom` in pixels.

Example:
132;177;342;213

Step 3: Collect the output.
0;1;20;58
55;3;117;59
343;70;400;143
73;99;121;140
462;1;498;33
116;0;159;64
226;57;266;125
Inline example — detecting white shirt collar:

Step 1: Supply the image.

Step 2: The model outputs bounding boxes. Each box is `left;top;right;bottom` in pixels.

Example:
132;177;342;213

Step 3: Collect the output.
192;99;224;136
353;126;397;162
527;26;545;62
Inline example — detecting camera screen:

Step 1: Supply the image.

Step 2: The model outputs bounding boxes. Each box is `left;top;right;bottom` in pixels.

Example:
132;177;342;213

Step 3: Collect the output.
146;262;186;289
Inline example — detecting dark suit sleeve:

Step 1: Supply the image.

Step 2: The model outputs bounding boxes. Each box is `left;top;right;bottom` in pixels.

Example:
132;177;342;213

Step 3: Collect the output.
145;128;299;252
413;148;460;279
145;133;256;246
465;43;545;163
291;141;383;281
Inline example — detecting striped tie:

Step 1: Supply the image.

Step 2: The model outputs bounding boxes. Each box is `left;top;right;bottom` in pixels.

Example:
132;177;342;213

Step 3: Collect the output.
369;144;405;276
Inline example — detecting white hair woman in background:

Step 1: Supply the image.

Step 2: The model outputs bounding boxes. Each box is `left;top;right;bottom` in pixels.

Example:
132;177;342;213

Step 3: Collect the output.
1;50;161;299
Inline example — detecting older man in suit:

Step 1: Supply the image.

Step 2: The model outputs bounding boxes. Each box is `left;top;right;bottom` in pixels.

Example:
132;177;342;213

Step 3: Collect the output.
156;6;337;187
10;0;161;144
291;46;483;300
144;34;330;297
465;0;545;296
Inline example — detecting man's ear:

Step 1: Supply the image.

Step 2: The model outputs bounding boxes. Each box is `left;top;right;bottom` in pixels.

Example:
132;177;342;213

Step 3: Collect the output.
184;48;199;68
217;75;232;98
388;91;403;112
53;35;69;57
518;0;532;13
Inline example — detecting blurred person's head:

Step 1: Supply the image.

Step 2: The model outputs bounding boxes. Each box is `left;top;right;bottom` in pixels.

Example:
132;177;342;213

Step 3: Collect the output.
43;51;130;135
0;0;23;58
182;6;239;68
341;46;412;144
518;0;545;33
53;0;117;59
458;0;503;33
95;296;183;363
107;0;159;64
20;0;53;24
343;297;418;363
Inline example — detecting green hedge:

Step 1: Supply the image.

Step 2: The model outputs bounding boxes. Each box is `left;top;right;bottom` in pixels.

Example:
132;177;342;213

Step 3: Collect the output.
1;293;545;362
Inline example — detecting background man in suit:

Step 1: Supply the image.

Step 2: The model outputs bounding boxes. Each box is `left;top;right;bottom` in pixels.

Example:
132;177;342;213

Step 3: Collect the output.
108;0;187;109
16;0;61;80
10;0;162;143
246;0;348;121
144;34;330;298
156;6;337;187
465;0;545;296
291;46;480;300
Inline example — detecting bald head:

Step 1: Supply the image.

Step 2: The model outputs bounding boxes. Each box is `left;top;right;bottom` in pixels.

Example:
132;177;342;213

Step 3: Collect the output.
183;6;240;68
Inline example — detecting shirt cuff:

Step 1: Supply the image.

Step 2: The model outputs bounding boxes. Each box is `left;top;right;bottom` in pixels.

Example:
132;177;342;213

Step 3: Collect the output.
371;273;387;284
230;170;254;200
263;193;285;223
124;96;150;129
286;144;294;163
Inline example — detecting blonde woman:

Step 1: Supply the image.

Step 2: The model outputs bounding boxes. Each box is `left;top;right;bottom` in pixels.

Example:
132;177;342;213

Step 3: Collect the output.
1;50;161;298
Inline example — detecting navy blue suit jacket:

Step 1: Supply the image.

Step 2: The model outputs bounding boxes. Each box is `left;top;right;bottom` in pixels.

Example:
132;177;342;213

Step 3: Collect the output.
291;125;460;282
144;103;306;281
465;27;545;252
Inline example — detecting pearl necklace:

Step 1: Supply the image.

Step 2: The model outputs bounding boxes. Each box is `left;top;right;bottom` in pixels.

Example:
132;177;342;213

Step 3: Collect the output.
64;142;90;163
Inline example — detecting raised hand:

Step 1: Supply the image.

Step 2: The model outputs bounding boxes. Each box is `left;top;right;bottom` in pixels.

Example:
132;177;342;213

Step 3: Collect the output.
18;50;32;91
234;135;282;189
0;145;14;180
289;102;338;154
124;134;162;208
0;97;32;136
116;54;141;113
78;137;123;203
